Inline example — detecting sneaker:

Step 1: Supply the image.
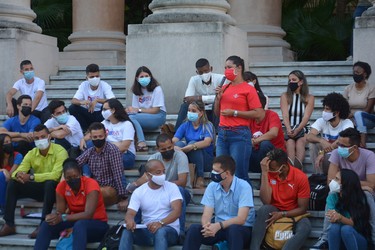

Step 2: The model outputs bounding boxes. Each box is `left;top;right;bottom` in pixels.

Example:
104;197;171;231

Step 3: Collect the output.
310;238;328;249
212;241;228;250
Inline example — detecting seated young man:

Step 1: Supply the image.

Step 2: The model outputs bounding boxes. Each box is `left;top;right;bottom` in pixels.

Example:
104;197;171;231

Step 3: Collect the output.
250;149;311;250
249;108;285;172
175;58;225;130
307;92;353;174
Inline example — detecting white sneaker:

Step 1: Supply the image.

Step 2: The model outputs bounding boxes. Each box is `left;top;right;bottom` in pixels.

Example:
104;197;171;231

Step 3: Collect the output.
310;237;328;249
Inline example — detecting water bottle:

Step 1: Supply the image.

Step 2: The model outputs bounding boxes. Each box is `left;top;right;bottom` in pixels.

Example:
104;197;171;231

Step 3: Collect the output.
20;204;25;217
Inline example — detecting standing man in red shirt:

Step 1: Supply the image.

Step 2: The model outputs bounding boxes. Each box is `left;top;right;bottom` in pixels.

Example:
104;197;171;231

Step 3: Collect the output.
250;149;311;250
249;109;285;173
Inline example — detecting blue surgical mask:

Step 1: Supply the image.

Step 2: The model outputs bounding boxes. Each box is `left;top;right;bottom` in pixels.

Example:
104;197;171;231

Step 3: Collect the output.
187;112;199;122
55;113;69;124
24;71;35;80
210;170;225;183
337;146;354;159
138;77;151;87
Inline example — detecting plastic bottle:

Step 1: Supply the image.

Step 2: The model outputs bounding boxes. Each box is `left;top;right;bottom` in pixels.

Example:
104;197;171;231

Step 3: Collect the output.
20;204;25;217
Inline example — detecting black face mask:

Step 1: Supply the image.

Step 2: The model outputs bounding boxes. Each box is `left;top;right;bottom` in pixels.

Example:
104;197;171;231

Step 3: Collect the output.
161;149;174;160
21;106;32;116
92;139;106;148
66;177;81;191
353;74;364;83
3;143;14;154
289;82;299;92
210;171;225;183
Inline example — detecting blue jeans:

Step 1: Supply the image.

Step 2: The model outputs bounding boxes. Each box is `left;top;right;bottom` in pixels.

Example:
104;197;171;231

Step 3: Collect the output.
249;140;275;173
0;172;6;207
178;186;191;235
34;219;109;250
183;224;252;250
216;126;252;182
119;225;178;250
354;111;375;133
328;223;368;250
175;141;213;177
129;111;166;142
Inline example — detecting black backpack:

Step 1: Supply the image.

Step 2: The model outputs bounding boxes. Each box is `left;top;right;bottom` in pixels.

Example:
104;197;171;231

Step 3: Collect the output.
308;174;329;211
97;221;124;250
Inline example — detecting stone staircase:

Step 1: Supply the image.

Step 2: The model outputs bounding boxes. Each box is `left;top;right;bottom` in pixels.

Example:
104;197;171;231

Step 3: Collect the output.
1;61;374;249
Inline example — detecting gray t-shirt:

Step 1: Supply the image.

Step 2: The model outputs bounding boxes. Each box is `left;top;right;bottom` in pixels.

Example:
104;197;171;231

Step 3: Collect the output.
148;151;192;195
329;148;375;181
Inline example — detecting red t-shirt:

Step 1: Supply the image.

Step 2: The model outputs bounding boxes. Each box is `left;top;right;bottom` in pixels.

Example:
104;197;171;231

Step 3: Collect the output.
267;166;310;211
56;176;107;222
249;110;286;151
219;82;262;127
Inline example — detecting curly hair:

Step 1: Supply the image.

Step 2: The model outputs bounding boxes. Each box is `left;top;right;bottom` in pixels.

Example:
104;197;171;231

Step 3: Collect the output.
322;92;350;119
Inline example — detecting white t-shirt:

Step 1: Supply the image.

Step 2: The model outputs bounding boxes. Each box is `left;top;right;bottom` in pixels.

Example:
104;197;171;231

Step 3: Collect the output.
131;86;166;112
44;115;83;147
73;80;115;111
185;73;226;109
311;118;354;143
12;77;48;111
101;120;136;155
129;181;182;234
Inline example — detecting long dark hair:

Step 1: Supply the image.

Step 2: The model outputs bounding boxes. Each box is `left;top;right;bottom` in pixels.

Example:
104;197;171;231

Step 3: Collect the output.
226;55;245;78
105;99;131;122
131;66;160;96
337;169;372;245
0;134;14;169
244;71;267;109
286;70;309;105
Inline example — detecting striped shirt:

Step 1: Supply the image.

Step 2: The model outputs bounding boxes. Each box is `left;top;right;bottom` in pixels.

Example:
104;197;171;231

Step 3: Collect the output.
76;142;126;198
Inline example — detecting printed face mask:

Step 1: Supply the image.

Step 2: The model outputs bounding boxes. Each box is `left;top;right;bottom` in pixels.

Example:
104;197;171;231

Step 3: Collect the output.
210;170;225;183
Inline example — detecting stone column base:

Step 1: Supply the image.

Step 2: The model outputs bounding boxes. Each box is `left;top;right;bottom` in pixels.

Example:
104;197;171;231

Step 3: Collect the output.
249;47;295;62
0;28;58;113
59;51;125;67
354;15;375;72
126;22;248;113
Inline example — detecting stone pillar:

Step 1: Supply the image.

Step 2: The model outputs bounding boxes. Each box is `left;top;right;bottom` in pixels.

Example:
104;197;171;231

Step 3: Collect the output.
354;1;375;80
0;0;58;114
126;0;248;113
61;0;126;66
228;0;294;62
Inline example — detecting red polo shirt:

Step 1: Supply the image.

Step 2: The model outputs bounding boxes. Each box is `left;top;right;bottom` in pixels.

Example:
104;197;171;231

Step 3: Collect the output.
56;176;107;222
267;165;310;211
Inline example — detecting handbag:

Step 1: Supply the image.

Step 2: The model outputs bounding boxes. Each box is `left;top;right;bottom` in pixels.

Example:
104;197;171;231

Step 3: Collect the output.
264;213;309;250
56;228;73;250
308;174;329;211
97;221;124;250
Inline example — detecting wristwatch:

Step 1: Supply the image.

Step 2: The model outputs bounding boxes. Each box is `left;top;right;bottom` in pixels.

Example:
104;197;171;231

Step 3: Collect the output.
233;110;238;117
158;220;165;226
61;213;68;222
281;211;287;217
29;174;35;181
138;108;142;113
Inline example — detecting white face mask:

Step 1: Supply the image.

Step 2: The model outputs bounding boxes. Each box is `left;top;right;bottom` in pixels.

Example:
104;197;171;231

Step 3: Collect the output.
101;109;112;120
149;173;166;186
329;179;341;193
322;111;335;122
199;72;211;83
88;77;100;87
35;138;50;150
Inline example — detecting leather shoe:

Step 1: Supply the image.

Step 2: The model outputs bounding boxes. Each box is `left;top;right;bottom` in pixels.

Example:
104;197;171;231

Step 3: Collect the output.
0;224;16;237
28;226;39;239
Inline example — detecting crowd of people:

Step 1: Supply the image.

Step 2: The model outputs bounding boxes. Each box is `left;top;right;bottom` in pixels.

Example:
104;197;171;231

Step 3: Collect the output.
0;57;374;250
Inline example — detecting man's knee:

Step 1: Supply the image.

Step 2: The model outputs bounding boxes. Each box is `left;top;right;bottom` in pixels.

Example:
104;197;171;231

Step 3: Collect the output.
226;224;244;236
186;224;202;235
44;181;58;191
101;186;118;206
257;205;278;218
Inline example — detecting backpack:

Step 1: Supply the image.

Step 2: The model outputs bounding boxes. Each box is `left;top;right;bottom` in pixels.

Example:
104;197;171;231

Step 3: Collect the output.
308;174;329;211
97;221;124;250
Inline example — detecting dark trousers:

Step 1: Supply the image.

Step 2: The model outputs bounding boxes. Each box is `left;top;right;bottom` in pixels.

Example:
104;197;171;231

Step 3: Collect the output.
249;140;275;173
68;104;103;132
3;180;57;226
183;224;252;250
34;219;109;250
14;140;34;158
175;102;218;131
53;138;80;158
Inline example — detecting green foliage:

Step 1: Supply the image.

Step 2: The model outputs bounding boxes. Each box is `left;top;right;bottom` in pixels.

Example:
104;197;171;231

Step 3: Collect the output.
282;0;357;61
31;0;72;51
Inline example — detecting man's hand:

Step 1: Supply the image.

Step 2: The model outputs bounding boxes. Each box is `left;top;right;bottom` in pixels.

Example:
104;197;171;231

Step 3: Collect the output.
147;221;163;234
321;140;333;153
201;222;221;238
183;96;200;103
45;213;62;226
125;219;136;232
117;199;129;211
79;139;87;151
6;105;14;118
16;172;30;184
265;211;283;228
56;125;70;133
88;100;97;113
260;157;270;173
20;132;34;142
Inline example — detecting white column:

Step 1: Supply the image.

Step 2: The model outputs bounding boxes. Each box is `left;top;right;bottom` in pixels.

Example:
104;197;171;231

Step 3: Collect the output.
228;0;293;62
0;0;41;33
